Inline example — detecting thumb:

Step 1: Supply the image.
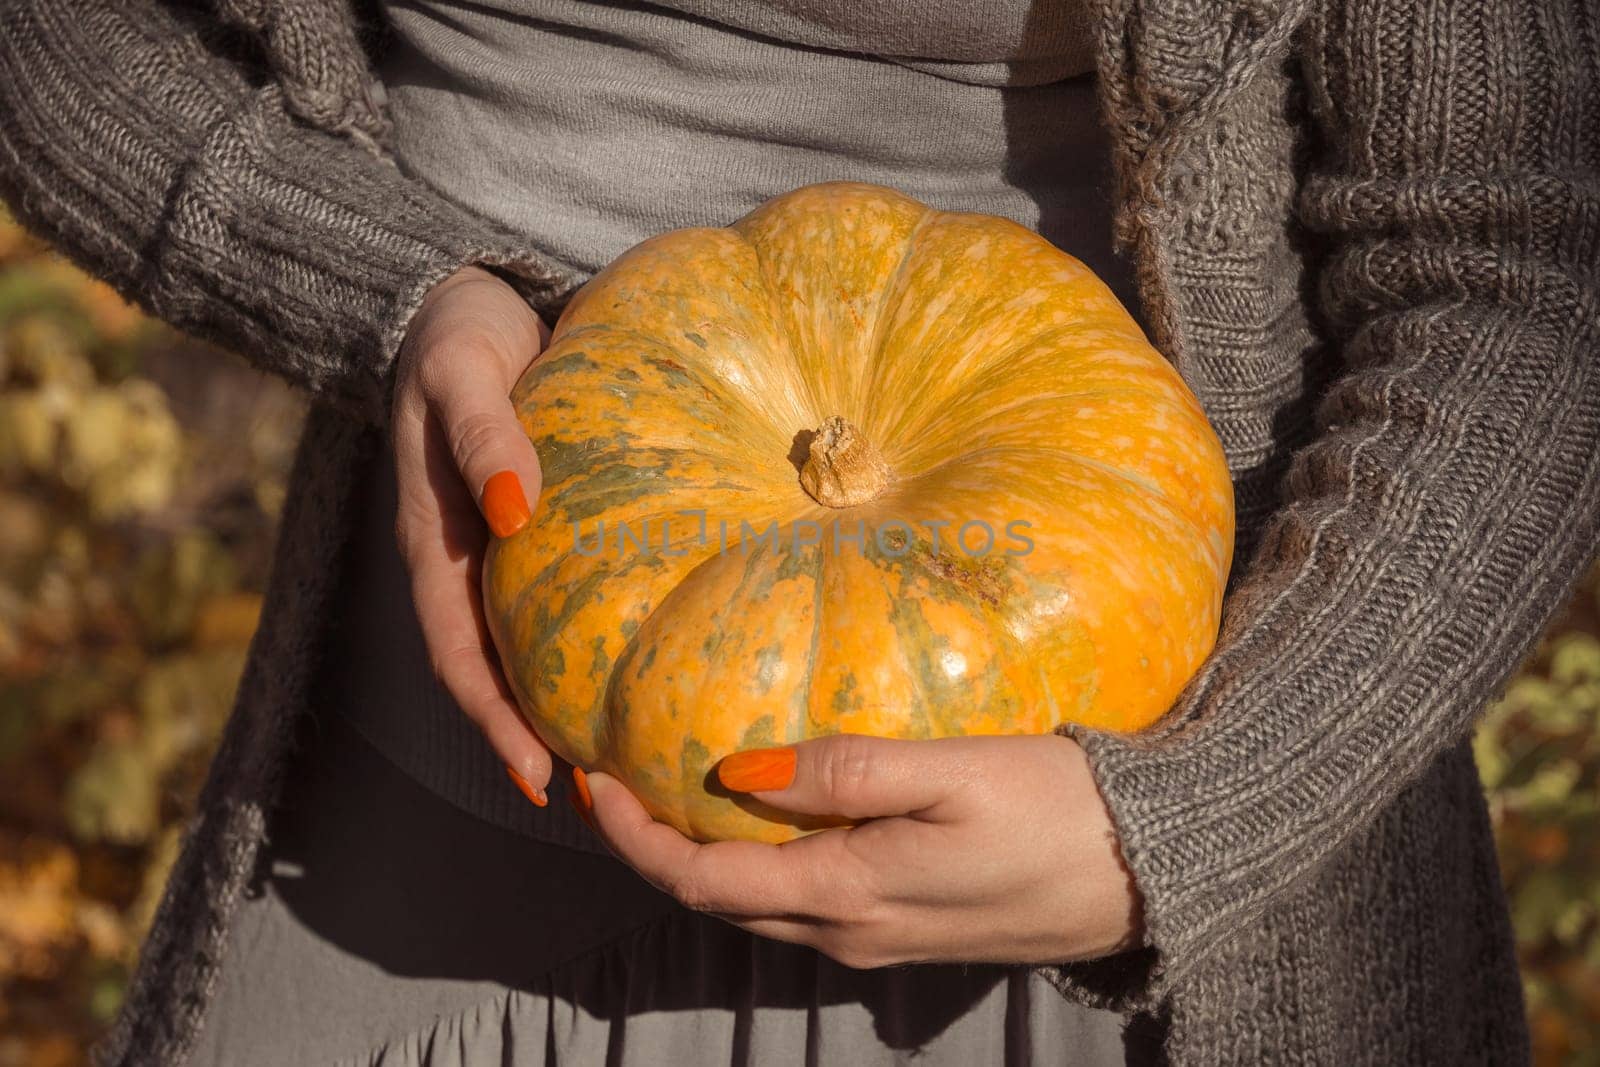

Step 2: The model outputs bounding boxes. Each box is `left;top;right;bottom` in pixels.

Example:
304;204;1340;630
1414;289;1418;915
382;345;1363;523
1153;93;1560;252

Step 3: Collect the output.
716;734;972;821
443;380;544;541
415;323;547;540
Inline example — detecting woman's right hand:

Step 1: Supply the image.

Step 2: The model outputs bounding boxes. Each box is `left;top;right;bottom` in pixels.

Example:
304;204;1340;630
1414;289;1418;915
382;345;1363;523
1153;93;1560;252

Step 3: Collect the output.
391;265;555;805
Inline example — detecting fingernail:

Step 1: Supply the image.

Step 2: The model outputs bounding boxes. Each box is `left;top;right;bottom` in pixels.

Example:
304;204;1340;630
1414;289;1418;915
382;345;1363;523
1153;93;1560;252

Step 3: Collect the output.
506;764;548;807
569;767;596;830
571;766;593;810
482;470;531;539
717;747;796;793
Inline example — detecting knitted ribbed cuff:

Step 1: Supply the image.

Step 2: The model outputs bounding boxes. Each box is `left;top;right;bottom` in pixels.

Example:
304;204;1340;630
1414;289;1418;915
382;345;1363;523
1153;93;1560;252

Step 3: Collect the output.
1041;722;1199;1014
148;87;583;424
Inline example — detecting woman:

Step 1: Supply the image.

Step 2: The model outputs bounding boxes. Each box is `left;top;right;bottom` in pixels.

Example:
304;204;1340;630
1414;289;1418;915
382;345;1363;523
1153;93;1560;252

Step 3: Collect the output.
2;0;1595;1062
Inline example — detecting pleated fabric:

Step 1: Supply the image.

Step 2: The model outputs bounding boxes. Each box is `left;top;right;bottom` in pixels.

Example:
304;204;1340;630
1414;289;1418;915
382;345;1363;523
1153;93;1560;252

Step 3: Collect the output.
338;914;1124;1066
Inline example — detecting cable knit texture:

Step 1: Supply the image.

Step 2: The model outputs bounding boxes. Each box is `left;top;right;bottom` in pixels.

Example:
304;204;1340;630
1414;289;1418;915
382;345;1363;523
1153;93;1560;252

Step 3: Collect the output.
1;0;1596;1063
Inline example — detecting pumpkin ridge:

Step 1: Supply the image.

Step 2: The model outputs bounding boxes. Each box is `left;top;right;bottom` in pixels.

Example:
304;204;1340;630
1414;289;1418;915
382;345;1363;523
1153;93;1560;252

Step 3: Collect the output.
731;185;935;441
541;323;799;457
894;384;1202;471
616;528;825;838
914;442;1226;554
856;206;939;435
872;549;951;741
597;547;741;834
883;331;1203;447
727;224;822;426
861;224;1118;446
501;539;659;657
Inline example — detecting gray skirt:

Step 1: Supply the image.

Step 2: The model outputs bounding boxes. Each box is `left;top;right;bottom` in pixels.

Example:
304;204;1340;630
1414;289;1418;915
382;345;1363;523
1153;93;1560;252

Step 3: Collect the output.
184;457;1133;1065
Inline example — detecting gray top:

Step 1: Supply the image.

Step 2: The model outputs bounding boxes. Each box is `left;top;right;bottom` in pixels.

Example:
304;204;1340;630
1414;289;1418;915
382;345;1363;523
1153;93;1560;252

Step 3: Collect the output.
376;0;1138;313
4;0;1593;1063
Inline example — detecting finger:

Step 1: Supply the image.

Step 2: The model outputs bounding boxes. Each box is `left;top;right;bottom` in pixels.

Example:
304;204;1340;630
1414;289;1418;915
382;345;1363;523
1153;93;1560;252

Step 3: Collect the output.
389;301;552;796
414;327;544;540
717;734;980;821
404;495;554;796
582;771;844;920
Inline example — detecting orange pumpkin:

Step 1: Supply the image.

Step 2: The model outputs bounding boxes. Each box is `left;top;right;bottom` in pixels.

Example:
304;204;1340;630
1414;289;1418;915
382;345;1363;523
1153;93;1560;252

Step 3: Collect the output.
484;182;1234;843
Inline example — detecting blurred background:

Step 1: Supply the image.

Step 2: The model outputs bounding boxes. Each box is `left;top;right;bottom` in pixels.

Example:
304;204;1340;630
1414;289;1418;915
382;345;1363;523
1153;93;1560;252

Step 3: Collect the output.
0;209;1596;1066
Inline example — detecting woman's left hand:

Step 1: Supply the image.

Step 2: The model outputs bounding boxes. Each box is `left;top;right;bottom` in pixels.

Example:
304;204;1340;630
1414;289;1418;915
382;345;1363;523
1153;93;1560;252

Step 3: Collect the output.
575;733;1143;968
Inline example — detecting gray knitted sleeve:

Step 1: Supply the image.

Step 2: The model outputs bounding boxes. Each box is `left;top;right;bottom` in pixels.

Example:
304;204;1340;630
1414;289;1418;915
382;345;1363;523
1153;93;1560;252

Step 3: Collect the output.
0;0;582;424
1052;0;1600;1010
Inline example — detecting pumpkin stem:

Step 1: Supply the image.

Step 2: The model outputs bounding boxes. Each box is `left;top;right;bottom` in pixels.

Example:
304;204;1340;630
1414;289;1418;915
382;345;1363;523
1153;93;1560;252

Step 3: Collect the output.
799;416;892;507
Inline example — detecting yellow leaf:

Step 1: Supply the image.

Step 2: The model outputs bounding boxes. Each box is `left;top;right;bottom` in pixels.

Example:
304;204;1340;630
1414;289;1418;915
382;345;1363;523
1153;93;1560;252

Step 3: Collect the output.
0;841;80;981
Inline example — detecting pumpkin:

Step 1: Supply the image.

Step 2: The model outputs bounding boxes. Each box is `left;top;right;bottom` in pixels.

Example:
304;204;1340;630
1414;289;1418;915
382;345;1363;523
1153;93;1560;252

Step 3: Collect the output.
484;182;1234;843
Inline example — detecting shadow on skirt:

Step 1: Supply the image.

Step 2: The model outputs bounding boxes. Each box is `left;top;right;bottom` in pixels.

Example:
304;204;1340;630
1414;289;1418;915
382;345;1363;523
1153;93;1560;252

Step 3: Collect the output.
185;710;1133;1065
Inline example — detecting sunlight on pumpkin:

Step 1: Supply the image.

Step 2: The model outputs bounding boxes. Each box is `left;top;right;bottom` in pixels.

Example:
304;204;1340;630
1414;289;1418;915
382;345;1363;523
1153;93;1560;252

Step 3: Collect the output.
484;182;1235;843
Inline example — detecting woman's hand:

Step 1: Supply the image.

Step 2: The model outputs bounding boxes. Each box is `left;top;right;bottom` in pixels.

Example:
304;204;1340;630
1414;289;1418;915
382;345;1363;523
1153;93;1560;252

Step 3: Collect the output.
574;733;1144;968
391;265;555;804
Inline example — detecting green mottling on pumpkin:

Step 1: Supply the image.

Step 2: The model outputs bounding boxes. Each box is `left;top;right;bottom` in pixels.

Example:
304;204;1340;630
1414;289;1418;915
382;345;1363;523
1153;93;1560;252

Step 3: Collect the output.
754;642;785;694
535;567;610;644
522;569;611;703
796;549;827;737
883;591;947;739
636;644;658;677
645;354;695;391
905;538;1014;613
616;367;641;381
548;455;673;524
528;350;596;381
739;715;777;751
770;535;818;585
716;532;780;615
503;539;657;645
590;635;611;681
684;331;708;348
831;670;861;717
539;646;565;693
530;434;616;488
681;737;711;791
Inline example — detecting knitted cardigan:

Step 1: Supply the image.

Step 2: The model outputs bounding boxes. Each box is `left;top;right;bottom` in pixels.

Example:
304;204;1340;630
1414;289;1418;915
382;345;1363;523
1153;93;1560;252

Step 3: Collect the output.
3;0;1597;1062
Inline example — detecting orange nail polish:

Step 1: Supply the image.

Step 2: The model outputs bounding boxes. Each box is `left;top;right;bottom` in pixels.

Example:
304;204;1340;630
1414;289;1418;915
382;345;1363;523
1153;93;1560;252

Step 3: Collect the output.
506;764;548;807
482;470;531;539
717;747;796;793
571;766;594;812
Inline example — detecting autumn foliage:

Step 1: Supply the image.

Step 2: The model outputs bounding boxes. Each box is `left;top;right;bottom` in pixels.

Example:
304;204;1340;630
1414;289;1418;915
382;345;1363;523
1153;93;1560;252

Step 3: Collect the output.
0;215;300;1064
